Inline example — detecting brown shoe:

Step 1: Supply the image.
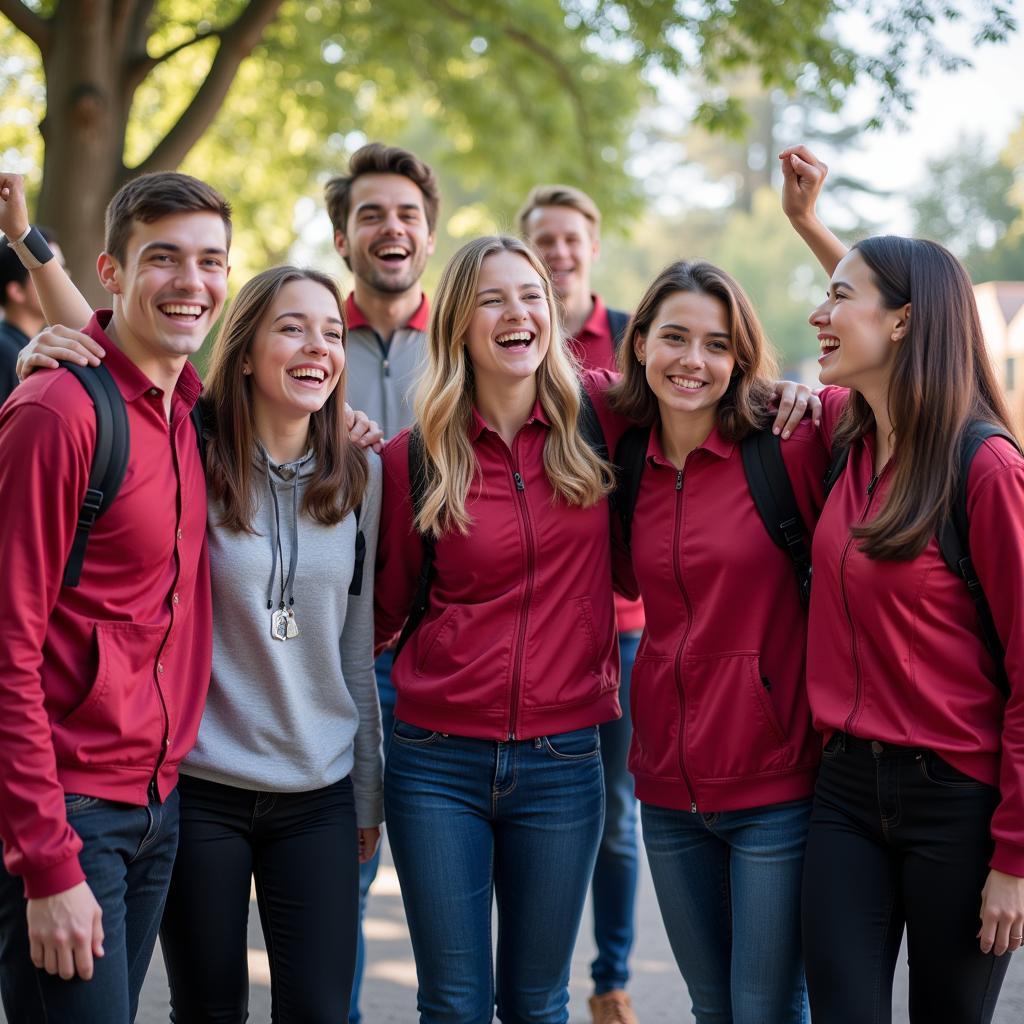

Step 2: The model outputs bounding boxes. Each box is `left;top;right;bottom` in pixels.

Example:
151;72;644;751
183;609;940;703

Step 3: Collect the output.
589;989;638;1024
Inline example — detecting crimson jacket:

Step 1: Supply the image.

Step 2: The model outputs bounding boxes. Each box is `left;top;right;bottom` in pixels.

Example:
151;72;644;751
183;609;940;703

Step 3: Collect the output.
809;386;1024;876
621;420;827;813
0;313;212;898
375;370;623;740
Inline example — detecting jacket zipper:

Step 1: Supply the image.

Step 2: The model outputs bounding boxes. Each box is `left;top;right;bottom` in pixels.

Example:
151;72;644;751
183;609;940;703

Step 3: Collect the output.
508;463;536;740
841;469;883;735
670;467;699;812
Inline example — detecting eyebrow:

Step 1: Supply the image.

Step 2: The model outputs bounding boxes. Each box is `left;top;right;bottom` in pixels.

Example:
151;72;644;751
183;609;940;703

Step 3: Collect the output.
272;312;344;325
139;241;228;257
830;280;854;292
477;284;543;297
658;321;730;338
355;202;423;215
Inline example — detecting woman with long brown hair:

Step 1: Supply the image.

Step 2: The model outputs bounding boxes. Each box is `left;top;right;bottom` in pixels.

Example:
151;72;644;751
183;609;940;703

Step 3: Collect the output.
783;146;1024;1023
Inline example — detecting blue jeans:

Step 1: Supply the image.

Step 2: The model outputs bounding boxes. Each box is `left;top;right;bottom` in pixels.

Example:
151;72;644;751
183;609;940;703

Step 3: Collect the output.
641;798;811;1024
590;630;640;994
349;649;398;1024
0;787;179;1023
385;722;605;1024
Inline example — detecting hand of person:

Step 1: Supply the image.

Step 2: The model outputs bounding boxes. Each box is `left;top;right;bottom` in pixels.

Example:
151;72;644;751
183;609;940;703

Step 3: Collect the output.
344;403;385;452
26;881;104;981
0;172;30;241
17;325;105;380
978;868;1024;955
779;146;828;225
358;826;381;864
770;380;822;438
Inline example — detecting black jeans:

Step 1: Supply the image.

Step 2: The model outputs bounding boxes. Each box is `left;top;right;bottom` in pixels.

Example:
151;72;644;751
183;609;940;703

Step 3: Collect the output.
802;732;1010;1024
161;774;360;1024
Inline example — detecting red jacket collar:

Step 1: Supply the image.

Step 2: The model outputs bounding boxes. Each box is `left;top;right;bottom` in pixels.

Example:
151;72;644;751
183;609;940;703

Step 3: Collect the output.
345;293;430;333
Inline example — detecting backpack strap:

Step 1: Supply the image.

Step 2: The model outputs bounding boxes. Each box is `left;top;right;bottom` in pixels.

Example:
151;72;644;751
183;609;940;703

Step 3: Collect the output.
605;308;631;353
823;443;850;498
61;362;130;588
190;399;209;465
348;502;366;596
578;387;608;460
937;421;1021;699
394;428;437;657
611;425;651;552
740;428;813;607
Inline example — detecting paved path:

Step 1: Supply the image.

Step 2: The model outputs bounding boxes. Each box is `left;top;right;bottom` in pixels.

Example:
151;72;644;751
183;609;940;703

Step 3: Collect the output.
4;839;1023;1021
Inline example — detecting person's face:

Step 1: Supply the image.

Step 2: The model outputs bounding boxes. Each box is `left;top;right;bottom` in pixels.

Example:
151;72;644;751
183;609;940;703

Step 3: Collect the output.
464;251;552;390
243;278;345;425
810;249;908;390
335;173;435;296
635;290;736;421
98;212;229;361
521;205;599;306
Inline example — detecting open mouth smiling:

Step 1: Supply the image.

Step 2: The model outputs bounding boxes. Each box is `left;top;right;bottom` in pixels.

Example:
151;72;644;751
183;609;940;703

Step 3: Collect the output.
287;366;328;385
159;302;206;322
374;245;410;264
668;375;707;391
495;331;534;350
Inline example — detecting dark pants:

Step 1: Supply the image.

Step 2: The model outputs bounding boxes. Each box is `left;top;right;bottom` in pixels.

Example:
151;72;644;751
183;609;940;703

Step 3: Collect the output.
0;788;179;1024
161;773;360;1024
802;732;1011;1024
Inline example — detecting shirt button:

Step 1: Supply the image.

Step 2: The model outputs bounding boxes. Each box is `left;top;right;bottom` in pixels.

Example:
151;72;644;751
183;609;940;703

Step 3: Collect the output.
172;593;180;606
149;388;159;397
176;529;183;541
157;663;164;675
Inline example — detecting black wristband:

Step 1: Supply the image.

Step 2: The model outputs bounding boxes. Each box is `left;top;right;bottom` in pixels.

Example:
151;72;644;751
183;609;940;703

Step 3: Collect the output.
4;225;54;270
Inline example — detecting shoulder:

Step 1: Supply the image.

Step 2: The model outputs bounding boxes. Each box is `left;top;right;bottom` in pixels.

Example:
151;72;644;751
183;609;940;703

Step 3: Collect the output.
0;367;97;437
381;429;413;488
968;433;1024;494
580;367;619;399
779;418;830;467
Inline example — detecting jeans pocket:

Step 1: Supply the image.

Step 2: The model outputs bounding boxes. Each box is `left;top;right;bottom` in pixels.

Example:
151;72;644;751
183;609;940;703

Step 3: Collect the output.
64;793;104;813
542;726;600;760
917;750;989;789
821;732;844;761
391;719;441;745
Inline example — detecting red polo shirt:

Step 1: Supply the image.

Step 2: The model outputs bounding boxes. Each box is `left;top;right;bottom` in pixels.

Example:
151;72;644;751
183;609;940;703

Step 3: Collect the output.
0;311;212;898
571;294;645;633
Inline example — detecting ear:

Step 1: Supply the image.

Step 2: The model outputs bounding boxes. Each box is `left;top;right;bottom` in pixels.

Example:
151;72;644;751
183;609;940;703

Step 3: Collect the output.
591;233;601;264
632;329;646;366
6;280;27;306
242;359;252;376
333;229;349;260
426;230;437;258
891;302;911;343
96;252;121;296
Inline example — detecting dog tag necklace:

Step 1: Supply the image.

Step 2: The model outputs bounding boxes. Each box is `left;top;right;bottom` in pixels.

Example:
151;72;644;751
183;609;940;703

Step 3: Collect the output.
267;471;300;641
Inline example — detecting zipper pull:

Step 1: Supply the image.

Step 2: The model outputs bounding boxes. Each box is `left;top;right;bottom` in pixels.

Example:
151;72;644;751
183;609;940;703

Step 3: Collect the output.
867;473;879;495
676;470;683;491
690;800;698;813
383;358;390;377
513;471;525;492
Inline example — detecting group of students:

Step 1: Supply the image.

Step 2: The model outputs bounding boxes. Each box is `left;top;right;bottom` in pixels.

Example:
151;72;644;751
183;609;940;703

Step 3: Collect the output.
0;136;1021;1024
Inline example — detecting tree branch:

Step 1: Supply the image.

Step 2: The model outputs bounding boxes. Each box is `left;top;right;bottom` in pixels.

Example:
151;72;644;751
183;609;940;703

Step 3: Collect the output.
130;0;284;178
0;0;51;53
124;26;219;93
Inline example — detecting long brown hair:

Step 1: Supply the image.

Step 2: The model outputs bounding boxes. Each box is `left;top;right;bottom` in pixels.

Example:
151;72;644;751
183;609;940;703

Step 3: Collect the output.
608;259;779;439
834;236;1015;559
413;235;612;536
204;266;368;532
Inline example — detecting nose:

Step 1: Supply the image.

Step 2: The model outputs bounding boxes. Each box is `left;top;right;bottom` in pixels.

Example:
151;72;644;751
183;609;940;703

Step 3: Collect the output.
809;300;829;327
382;210;406;235
679;342;703;369
304;332;330;356
174;258;203;293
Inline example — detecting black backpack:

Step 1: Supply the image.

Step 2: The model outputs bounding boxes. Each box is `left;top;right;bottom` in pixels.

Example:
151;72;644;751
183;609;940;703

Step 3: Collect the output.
394;389;608;656
607;308;630;353
61;362;367;596
612;425;813;607
824;421;1021;698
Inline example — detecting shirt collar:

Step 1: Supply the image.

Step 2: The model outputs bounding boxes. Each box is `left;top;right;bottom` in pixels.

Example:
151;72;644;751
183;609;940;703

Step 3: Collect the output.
469;397;551;442
84;310;203;409
345;292;430;333
574;293;610;344
646;420;735;466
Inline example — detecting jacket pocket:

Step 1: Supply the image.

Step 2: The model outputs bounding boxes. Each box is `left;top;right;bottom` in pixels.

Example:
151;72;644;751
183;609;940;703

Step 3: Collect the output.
414;605;458;677
682;651;793;782
627;655;679;780
55;621;167;765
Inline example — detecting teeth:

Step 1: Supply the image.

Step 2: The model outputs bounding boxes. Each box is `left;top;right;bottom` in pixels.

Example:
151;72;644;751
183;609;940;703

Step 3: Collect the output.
288;367;326;382
496;332;532;345
161;303;203;316
820;338;840;350
376;247;409;258
669;376;704;390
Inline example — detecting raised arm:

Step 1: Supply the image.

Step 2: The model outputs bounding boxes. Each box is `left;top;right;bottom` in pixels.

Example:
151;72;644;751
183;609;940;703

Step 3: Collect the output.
1;173;93;329
778;146;848;276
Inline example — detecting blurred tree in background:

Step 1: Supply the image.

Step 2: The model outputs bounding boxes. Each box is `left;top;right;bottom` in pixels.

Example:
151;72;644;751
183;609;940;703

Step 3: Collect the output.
1;0;1015;305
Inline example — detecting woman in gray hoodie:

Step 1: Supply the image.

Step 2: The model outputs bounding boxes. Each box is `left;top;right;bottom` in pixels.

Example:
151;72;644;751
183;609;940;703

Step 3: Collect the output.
159;266;384;1023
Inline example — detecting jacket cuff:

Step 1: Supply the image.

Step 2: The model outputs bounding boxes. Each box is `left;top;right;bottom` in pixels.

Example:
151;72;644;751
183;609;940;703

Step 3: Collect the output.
22;855;86;900
991;840;1024;878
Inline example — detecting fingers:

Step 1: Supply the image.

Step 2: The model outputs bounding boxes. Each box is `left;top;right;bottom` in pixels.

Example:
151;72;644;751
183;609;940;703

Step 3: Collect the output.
808;392;823;427
0;172;29;238
92;905;105;960
70;921;94;980
344;401;356;430
772;382;811;438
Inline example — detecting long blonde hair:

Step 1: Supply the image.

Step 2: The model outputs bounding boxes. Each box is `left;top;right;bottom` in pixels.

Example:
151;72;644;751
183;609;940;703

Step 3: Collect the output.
413;235;612;536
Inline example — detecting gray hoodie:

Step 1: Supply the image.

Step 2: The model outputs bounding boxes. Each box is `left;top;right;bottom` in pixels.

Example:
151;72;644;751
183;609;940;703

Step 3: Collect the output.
183;446;383;828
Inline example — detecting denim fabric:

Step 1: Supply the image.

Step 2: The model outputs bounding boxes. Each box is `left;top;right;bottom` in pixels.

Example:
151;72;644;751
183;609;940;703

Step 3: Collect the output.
589;630;640;993
641;797;811;1024
802;733;1010;1024
350;647;398;1024
161;773;359;1024
385;723;604;1023
0;788;179;1023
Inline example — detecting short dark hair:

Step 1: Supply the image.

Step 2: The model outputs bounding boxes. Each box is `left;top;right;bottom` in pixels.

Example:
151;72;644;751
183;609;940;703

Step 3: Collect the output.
104;172;232;265
0;226;57;308
517;184;601;239
324;143;440;235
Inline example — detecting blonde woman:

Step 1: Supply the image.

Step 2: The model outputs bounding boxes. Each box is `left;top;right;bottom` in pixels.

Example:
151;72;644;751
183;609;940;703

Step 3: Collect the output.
374;235;623;1024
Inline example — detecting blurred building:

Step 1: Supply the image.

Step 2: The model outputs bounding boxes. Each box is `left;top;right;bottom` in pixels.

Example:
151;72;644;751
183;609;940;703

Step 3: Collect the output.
976;281;1024;430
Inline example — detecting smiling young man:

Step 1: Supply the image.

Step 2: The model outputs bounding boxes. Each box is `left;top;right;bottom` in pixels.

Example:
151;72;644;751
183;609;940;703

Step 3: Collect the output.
520;184;643;1024
0;171;230;1022
325;142;440;1024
